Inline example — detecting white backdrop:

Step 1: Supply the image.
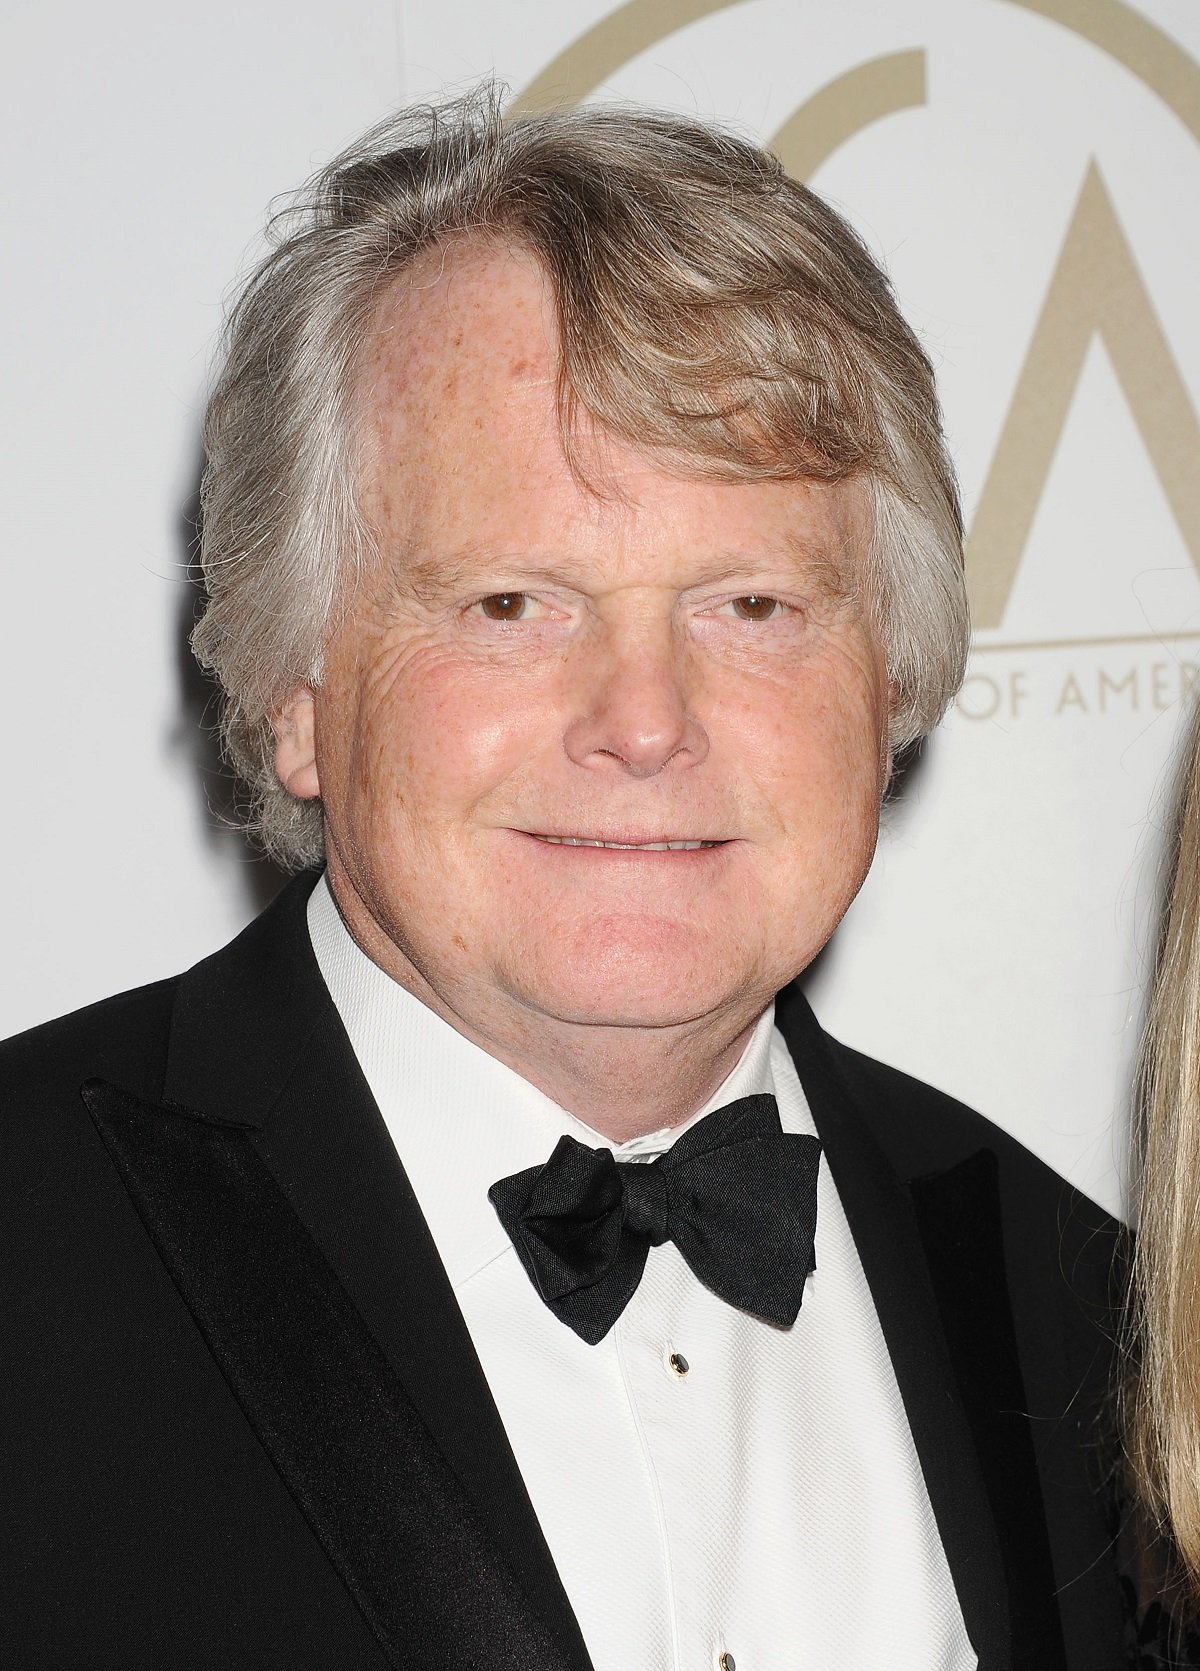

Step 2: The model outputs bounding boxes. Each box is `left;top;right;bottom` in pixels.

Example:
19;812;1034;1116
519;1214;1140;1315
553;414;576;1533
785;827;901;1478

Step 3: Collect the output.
5;0;1198;1218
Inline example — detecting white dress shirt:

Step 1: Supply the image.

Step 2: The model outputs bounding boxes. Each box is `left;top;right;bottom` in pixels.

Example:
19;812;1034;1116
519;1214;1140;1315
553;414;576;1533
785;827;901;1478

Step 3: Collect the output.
309;876;976;1671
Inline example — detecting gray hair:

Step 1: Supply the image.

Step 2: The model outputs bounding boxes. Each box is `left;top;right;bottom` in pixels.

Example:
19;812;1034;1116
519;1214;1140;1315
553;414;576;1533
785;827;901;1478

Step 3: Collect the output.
193;86;968;870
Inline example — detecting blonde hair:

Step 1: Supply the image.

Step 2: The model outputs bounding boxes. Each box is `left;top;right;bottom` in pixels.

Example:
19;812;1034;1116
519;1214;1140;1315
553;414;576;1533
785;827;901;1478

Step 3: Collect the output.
193;86;967;868
1129;694;1200;1589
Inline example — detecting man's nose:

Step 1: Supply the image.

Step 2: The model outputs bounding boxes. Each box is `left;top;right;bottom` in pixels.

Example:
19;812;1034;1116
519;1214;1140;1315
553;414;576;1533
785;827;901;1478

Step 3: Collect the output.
562;622;709;778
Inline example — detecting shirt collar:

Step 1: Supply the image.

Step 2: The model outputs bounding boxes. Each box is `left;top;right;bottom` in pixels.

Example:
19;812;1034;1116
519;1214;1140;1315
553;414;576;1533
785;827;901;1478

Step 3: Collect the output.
307;872;780;1287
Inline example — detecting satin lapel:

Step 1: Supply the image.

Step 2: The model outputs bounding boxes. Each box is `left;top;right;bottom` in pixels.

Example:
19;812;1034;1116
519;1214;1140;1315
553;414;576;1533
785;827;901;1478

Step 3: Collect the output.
148;875;590;1671
776;986;1014;1671
83;1077;574;1671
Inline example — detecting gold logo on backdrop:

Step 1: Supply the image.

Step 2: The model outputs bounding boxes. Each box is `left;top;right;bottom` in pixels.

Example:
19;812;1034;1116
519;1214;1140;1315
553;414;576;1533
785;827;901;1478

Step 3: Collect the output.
968;161;1200;634
514;0;1200;654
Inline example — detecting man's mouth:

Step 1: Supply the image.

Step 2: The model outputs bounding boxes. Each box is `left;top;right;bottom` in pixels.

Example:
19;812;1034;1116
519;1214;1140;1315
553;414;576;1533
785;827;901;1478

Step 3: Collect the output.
527;835;723;851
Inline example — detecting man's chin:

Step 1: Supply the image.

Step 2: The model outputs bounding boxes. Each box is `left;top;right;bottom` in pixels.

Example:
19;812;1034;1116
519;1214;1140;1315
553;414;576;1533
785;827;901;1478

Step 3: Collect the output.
491;917;776;1031
500;961;751;1035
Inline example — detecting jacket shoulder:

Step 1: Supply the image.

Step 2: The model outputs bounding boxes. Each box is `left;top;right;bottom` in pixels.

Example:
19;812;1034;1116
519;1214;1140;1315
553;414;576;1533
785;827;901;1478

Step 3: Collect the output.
824;1035;1064;1185
822;1031;1124;1308
0;978;183;1325
0;977;178;1114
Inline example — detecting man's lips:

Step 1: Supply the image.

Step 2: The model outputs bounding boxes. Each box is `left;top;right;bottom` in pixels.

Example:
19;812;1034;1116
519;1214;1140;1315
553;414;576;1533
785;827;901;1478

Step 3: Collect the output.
521;833;726;851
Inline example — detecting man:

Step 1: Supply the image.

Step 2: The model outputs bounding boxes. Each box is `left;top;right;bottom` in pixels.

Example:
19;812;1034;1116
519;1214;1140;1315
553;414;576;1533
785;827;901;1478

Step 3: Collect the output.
1;93;1122;1668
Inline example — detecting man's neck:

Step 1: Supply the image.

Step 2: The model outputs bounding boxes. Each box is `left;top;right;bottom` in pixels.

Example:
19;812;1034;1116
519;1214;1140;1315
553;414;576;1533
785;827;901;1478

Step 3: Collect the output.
442;1008;760;1143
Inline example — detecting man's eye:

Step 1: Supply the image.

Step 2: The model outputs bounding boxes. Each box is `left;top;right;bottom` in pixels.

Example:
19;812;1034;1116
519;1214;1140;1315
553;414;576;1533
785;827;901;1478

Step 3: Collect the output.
476;593;529;621
729;594;783;622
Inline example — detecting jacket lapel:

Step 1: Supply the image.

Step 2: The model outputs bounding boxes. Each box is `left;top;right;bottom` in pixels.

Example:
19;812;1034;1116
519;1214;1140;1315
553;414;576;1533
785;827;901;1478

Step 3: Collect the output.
90;874;591;1671
908;1152;1066;1668
777;985;1064;1671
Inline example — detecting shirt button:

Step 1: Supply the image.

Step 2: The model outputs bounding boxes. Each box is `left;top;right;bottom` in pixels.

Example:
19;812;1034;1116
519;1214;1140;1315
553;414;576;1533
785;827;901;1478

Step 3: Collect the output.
666;1349;689;1379
718;1654;736;1671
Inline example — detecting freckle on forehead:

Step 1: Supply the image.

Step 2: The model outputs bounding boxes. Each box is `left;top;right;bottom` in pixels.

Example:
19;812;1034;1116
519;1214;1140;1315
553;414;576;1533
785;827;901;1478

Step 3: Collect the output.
371;243;555;390
357;241;564;545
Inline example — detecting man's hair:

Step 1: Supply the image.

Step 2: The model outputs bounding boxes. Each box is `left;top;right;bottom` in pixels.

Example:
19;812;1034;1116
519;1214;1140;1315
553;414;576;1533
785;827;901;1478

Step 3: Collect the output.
193;87;968;870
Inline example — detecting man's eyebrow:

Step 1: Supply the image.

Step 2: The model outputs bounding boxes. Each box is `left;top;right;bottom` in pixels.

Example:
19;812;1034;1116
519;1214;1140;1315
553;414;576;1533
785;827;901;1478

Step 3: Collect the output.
397;552;579;603
682;540;861;599
780;540;861;601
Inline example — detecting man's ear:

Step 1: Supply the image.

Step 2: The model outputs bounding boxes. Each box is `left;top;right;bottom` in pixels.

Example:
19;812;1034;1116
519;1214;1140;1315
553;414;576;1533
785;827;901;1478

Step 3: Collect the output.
271;687;321;801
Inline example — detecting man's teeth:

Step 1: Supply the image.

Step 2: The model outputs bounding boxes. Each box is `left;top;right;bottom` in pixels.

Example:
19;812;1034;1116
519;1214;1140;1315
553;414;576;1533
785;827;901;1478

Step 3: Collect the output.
533;836;718;850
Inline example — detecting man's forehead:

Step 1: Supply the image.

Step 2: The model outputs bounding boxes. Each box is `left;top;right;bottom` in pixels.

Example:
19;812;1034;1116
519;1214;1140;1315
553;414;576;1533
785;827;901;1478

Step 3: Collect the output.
361;237;558;410
353;234;873;593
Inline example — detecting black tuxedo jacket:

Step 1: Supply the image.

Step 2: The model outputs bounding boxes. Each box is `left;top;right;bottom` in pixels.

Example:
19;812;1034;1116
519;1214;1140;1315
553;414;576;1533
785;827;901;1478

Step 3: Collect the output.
1;874;1123;1669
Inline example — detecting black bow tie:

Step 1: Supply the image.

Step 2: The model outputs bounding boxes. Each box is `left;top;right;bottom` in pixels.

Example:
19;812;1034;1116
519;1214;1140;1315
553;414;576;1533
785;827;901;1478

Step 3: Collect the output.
488;1093;821;1345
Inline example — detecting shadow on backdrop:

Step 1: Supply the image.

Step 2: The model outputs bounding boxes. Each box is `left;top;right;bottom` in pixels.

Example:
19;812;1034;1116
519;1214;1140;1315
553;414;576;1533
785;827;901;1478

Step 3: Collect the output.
173;445;287;922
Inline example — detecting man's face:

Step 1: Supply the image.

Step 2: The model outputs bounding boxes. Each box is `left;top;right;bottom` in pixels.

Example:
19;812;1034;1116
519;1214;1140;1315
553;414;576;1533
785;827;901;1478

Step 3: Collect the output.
277;243;891;1048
